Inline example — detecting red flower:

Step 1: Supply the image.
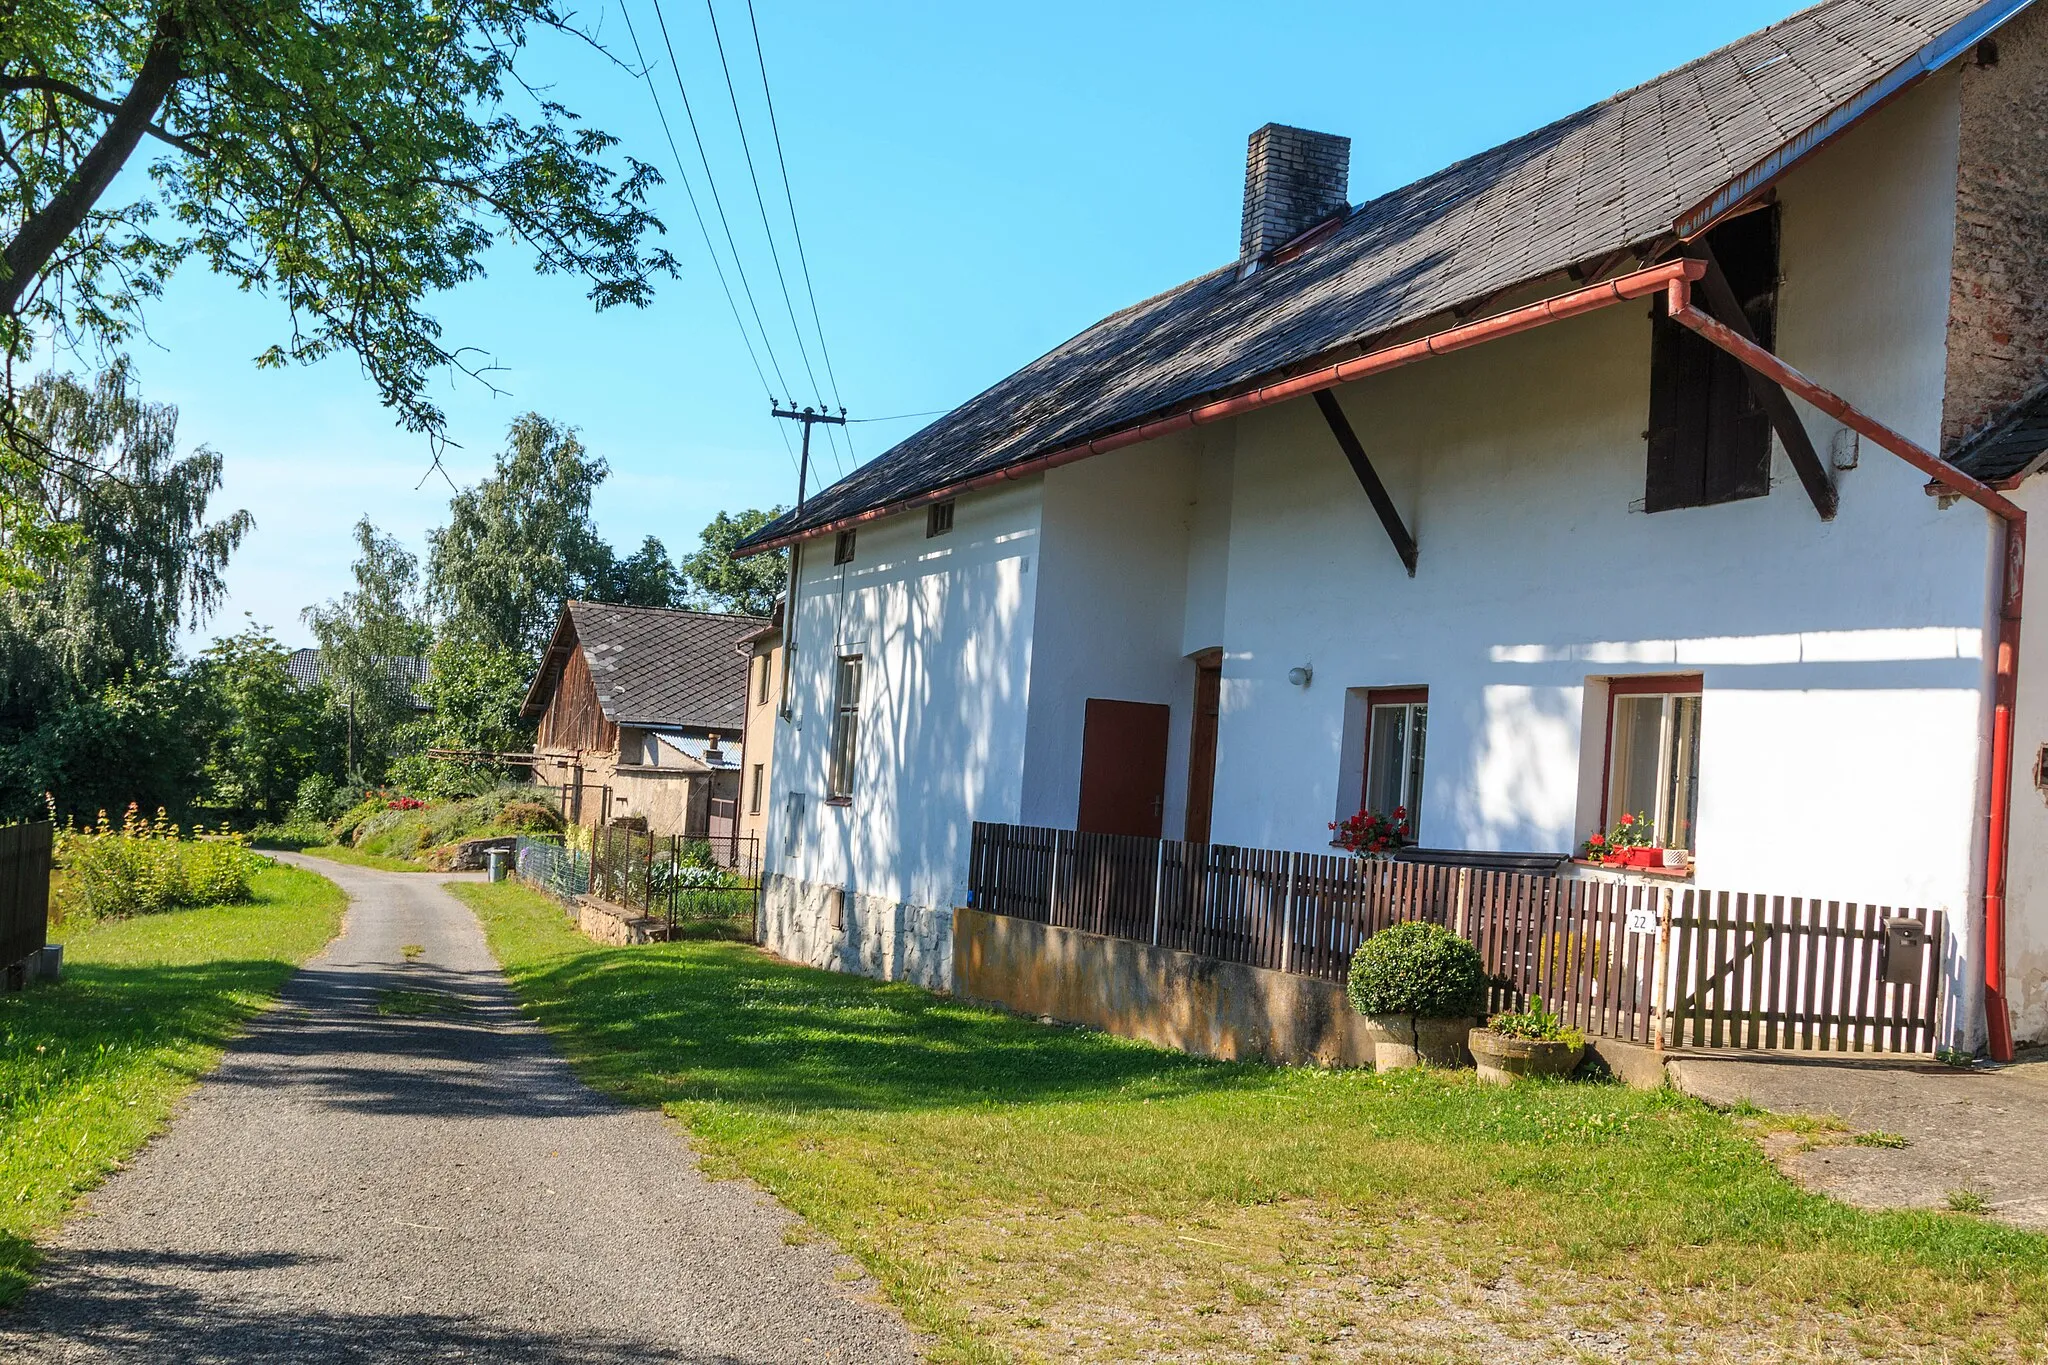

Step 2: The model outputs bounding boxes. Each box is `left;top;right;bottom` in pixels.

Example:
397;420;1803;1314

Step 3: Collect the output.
1620;813;1635;826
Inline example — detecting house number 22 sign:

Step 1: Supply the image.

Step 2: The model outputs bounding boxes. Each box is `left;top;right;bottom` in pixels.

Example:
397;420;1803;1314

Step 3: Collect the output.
1626;907;1659;936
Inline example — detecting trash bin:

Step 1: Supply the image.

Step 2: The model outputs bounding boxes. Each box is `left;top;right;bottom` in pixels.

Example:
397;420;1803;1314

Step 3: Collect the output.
486;848;509;883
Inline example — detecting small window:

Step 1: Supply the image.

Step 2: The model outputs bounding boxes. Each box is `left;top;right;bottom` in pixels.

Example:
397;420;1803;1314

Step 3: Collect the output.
1603;676;1703;851
749;763;765;815
834;530;856;565
784;790;806;857
1361;687;1427;833
756;652;771;705
1646;206;1779;512
926;500;955;537
828;654;863;799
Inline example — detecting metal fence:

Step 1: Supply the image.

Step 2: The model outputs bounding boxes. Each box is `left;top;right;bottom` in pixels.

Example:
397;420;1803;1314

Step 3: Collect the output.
514;837;591;905
0;823;52;978
967;821;1947;1054
515;828;761;939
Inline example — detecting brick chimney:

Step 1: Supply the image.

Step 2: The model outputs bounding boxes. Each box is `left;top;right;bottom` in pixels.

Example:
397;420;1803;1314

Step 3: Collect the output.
1240;123;1351;262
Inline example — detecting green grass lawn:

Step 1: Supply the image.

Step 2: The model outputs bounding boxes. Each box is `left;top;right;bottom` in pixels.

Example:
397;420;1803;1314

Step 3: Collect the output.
453;879;2048;1364
296;844;430;872
0;863;344;1303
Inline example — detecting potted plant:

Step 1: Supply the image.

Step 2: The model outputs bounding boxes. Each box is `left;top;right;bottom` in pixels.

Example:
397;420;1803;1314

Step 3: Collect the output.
1345;921;1486;1069
1579;812;1657;867
1468;1002;1586;1084
1329;805;1411;862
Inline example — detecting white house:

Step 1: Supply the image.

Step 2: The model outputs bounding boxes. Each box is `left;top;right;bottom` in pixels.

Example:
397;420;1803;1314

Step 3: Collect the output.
738;0;2048;1055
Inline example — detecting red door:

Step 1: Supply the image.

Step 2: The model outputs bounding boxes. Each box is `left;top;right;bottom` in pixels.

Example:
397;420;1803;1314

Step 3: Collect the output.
1077;699;1171;837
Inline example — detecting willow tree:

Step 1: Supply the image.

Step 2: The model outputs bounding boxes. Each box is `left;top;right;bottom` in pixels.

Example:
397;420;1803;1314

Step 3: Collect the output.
0;0;676;570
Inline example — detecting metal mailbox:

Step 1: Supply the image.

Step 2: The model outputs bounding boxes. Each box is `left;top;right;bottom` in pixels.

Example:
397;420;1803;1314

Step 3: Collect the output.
1883;917;1930;987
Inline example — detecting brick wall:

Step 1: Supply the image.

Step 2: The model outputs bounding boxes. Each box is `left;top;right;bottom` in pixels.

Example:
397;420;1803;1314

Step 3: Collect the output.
1943;6;2048;451
1240;124;1351;261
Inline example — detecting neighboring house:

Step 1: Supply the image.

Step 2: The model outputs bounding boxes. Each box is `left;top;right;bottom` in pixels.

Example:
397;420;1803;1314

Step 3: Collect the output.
735;603;785;857
283;648;431;712
521;602;765;839
735;0;2048;1054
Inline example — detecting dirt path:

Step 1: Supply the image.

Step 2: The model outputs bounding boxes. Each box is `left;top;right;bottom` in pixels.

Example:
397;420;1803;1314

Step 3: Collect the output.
0;856;921;1363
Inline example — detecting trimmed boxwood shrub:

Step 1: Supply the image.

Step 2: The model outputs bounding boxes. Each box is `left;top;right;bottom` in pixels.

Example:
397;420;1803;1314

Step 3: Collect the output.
1347;921;1486;1019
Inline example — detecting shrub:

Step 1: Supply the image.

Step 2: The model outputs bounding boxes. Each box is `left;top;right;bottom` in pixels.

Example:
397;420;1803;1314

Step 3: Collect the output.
1486;1002;1584;1048
290;773;353;827
53;804;261;920
1347;921;1487;1020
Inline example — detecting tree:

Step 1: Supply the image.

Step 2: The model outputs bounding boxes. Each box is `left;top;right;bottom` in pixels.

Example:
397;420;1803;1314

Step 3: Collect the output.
680;508;787;617
594;534;686;610
191;620;341;820
387;635;535;796
0;0;676;574
0;362;249;818
302;518;431;776
427;413;614;660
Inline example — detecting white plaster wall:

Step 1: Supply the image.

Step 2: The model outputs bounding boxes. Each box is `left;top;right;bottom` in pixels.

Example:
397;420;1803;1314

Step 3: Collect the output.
1195;75;1993;1040
1019;437;1202;832
2002;476;2048;1042
761;478;1043;982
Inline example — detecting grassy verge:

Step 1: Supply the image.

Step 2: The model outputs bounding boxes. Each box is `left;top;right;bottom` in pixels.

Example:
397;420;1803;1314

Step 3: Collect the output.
0;863;345;1302
455;879;2048;1363
296;844;429;872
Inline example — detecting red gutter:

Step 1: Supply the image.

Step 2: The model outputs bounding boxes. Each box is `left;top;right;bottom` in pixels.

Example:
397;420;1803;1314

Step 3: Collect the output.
738;259;1708;557
1669;276;2025;1061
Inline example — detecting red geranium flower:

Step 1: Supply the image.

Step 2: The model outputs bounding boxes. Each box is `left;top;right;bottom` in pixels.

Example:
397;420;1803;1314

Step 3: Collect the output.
1620;813;1635;826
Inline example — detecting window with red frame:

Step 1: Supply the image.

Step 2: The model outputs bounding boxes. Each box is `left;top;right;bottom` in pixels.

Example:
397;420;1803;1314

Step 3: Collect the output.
1603;675;1702;852
1362;687;1427;835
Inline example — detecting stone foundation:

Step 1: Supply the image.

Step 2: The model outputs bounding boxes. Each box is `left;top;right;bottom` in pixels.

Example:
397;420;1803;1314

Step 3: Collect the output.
759;873;954;991
577;897;663;946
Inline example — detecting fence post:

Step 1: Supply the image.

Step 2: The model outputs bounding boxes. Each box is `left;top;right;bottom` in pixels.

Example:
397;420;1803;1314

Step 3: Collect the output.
1454;867;1471;939
1279;853;1298;974
1651;886;1674;1051
1150;839;1165;946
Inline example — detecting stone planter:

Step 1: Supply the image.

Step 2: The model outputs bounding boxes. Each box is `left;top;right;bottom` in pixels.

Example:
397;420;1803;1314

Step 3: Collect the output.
1468;1028;1585;1085
1360;1014;1476;1070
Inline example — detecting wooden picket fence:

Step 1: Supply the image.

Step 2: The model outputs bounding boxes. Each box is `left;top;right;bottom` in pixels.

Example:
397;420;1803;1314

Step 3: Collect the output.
966;822;1947;1053
0;823;52;975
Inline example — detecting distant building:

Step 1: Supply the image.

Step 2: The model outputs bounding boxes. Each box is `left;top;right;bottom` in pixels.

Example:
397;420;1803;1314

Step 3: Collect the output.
283;648;431;712
521;601;766;842
735;602;785;857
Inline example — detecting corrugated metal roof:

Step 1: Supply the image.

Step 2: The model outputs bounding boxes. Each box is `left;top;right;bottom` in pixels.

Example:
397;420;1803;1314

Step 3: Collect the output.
740;0;1993;549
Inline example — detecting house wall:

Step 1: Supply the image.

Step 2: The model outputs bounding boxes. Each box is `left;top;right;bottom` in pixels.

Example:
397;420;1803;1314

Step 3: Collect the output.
1999;477;2048;1043
1019;436;1203;833
1942;2;2048;450
535;647;617;755
1194;73;1994;1044
737;630;782;856
760;480;1044;989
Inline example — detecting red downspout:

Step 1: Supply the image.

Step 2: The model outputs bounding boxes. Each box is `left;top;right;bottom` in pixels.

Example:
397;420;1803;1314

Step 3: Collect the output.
1669;278;2025;1061
739;259;1709;556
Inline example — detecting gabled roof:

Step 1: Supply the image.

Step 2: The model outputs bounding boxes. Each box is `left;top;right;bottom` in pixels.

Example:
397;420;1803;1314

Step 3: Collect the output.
739;0;2012;552
283;648;431;710
520;602;768;732
1950;383;2048;483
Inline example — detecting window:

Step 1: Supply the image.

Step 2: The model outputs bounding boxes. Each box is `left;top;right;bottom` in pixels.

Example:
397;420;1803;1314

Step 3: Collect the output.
1646;206;1779;512
749;763;765;815
1603;676;1702;851
925;500;955;537
784;790;806;857
1362;687;1427;830
828;654;863;799
834;529;857;565
756;652;771;705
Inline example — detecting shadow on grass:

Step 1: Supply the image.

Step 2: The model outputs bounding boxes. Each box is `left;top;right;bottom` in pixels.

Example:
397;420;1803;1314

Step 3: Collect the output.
513;938;1254;1116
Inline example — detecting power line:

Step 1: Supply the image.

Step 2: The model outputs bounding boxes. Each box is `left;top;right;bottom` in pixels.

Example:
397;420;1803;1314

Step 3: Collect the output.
647;0;798;407
846;408;948;424
744;0;847;418
702;0;838;479
619;1;799;475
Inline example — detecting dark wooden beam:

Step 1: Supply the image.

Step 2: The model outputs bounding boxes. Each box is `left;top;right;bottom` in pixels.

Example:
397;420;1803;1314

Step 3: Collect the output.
1693;244;1838;520
1313;389;1417;576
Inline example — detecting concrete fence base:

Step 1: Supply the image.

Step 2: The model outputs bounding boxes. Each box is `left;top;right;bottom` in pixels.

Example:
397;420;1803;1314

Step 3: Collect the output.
952;906;1377;1067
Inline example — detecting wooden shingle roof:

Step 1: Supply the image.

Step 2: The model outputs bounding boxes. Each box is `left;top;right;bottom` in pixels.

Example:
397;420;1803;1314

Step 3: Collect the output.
520;602;767;732
741;0;2006;550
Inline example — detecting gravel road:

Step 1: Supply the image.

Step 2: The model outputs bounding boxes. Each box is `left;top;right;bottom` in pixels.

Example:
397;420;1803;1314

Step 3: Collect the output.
0;856;922;1363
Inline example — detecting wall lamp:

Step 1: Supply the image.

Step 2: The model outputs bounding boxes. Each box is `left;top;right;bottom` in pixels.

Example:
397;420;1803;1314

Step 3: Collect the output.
1287;664;1313;688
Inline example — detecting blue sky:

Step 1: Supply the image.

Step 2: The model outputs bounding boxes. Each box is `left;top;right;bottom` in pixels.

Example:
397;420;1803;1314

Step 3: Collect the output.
126;0;1805;649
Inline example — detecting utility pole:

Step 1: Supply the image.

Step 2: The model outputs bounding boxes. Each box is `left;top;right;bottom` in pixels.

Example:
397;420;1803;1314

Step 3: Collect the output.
769;404;847;722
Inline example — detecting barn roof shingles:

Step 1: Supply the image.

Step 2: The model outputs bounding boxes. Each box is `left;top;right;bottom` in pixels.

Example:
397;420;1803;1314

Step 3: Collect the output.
538;602;767;732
